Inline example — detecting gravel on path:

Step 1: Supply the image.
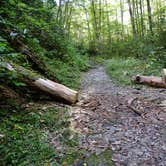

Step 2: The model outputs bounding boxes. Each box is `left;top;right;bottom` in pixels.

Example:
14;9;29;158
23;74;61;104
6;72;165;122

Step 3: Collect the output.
70;66;166;166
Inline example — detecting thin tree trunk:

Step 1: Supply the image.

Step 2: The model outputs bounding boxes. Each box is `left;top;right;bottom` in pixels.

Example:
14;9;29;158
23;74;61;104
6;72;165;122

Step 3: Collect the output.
128;0;136;36
91;0;99;40
99;0;102;40
85;9;92;42
63;0;69;27
132;0;138;34
104;0;112;42
120;0;124;38
146;0;153;36
139;0;145;37
80;4;92;42
56;0;62;23
135;0;141;35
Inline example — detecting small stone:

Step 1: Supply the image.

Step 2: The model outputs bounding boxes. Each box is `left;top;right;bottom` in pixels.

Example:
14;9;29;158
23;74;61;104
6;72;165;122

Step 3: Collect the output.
161;145;166;151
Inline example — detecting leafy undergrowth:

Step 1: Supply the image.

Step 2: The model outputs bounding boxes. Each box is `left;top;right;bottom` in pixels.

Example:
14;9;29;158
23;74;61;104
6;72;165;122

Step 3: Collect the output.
0;1;90;90
45;54;89;89
105;57;162;86
0;104;84;166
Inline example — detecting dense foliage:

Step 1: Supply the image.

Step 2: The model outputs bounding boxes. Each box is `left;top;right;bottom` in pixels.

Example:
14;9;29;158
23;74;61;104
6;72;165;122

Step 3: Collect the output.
70;0;165;67
0;0;88;89
0;1;88;165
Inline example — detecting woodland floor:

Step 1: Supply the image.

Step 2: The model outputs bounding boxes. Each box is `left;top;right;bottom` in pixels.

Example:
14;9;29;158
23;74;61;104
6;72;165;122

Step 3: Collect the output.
70;65;166;166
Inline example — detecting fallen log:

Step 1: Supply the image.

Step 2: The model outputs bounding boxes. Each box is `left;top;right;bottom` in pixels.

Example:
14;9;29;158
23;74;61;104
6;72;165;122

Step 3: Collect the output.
0;62;78;104
132;75;166;88
162;69;166;83
33;79;78;104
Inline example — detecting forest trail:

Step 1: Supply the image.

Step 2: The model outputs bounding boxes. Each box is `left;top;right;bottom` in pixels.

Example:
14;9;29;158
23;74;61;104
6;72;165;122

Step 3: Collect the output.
70;66;166;166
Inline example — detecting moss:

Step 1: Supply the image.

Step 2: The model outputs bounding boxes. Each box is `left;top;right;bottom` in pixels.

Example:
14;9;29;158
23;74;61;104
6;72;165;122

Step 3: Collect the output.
86;149;114;166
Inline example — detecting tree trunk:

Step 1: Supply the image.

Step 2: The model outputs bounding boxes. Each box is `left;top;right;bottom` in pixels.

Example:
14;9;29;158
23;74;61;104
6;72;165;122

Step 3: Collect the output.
128;0;136;36
139;0;145;37
80;4;91;42
105;0;112;42
162;69;166;83
91;0;99;40
132;75;166;88
146;0;153;36
1;63;78;104
135;0;140;35
56;0;63;23
120;0;124;38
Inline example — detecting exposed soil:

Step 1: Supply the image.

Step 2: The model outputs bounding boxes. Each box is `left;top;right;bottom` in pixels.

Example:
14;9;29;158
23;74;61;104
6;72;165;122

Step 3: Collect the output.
70;66;166;166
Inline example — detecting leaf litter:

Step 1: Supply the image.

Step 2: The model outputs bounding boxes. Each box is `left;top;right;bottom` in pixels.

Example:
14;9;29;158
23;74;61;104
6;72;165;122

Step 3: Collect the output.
70;66;166;166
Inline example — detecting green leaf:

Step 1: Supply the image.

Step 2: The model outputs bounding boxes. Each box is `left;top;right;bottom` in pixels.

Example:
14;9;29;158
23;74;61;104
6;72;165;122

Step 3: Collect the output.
14;82;26;87
0;43;7;53
9;0;16;5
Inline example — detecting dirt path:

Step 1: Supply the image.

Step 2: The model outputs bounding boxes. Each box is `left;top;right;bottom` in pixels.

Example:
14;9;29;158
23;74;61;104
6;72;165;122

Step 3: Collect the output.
70;66;166;166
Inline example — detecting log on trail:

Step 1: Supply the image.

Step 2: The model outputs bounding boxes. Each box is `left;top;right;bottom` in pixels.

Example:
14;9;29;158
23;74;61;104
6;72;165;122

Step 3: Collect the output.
162;69;166;83
132;75;166;88
0;62;78;104
33;79;78;104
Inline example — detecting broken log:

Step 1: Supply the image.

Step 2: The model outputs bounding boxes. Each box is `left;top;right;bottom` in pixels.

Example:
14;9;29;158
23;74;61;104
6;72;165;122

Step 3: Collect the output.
132;75;166;88
162;69;166;83
0;62;78;104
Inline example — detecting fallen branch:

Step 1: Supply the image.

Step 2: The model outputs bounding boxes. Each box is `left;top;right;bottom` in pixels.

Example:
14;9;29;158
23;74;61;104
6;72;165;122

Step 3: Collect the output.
127;98;142;116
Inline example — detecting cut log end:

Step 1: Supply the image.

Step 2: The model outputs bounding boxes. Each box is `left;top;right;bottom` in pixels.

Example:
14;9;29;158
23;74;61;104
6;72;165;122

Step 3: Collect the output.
162;69;166;83
132;75;141;83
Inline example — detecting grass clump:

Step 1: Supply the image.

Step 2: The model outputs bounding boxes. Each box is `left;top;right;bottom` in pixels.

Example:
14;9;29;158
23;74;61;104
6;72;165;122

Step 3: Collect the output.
105;57;162;86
